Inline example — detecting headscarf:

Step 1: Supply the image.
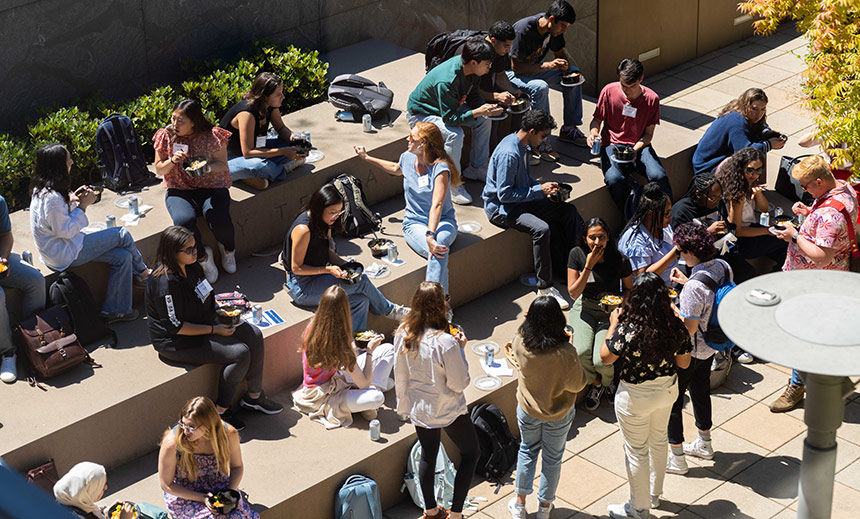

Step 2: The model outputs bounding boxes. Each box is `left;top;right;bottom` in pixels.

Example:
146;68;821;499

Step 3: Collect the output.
53;461;107;518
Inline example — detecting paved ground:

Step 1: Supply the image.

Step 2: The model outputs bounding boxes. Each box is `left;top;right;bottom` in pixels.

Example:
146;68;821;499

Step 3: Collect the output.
384;24;860;519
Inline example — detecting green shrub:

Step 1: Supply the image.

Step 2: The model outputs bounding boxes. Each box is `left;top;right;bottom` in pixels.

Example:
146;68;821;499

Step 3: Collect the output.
0;135;34;209
27;106;100;188
258;45;329;111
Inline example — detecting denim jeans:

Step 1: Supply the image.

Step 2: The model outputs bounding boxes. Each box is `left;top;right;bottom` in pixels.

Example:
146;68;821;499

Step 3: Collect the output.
68;227;147;315
165;188;235;261
285;273;394;331
790;370;805;387
600;144;671;212
405;113;491;172
514;404;576;504
403;218;457;292
227;137;297;182
0;253;47;355
506;67;583;127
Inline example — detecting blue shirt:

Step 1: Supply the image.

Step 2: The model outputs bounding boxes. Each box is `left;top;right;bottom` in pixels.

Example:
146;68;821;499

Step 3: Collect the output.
618;223;676;284
0;195;10;234
399;152;455;225
692;111;771;175
482;133;544;218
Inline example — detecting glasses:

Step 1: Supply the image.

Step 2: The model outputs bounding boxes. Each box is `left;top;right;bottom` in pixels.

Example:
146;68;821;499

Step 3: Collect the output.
705;193;721;203
408;135;421;143
801;178;819;192
180;244;198;255
745;166;764;176
176;420;197;434
326;210;345;219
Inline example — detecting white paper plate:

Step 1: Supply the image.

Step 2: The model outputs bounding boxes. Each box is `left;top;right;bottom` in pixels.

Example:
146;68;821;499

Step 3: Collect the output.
519;273;540;287
560;75;586;87
472;341;500;355
458;221;483;234
365;264;391;279
114;196;141;209
768;226;780;236
305;149;325;164
474;375;502;391
81;222;107;234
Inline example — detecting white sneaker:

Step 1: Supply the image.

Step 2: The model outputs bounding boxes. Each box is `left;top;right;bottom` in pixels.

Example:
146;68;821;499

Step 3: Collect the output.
666;452;689;475
683;437;714;460
737;351;754;364
284;157;306;174
607;502;648;519
507;497;526;519
450;183;472;205
651;495;661;509
537;501;554;519
200;246;219;284
0;353;17;383
359;408;377;421
538;286;570;310
386;304;410;321
463;164;488;181
217;242;237;274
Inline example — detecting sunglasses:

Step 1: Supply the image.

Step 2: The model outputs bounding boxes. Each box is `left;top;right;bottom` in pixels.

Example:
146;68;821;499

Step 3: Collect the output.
176;420;198;434
800;178;819;192
180;244;198;255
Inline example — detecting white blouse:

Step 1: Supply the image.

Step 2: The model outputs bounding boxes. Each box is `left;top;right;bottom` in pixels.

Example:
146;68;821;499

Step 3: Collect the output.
29;189;87;271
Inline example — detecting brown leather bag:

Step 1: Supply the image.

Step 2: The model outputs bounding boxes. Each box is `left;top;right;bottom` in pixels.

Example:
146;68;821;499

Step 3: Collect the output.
15;305;96;385
25;458;59;494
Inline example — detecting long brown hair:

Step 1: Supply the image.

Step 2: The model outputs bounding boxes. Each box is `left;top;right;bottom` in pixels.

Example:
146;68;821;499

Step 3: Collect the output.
400;281;449;352
718;88;768;135
243;72;282;117
152;226;194;278
414;122;463;187
303;286;356;370
170;396;231;481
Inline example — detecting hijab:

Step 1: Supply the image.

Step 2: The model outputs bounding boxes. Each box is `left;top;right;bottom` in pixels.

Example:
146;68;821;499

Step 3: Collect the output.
53;462;107;518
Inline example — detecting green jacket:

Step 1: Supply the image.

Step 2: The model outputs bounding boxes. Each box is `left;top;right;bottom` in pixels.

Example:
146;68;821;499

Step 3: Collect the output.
407;56;483;126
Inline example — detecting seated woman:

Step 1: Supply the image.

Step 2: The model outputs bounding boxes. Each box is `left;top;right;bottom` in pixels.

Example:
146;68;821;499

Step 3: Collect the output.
670;173;725;234
566;217;632;411
154;99;235;284
394;281;477;519
54;462;135;519
146;226;283;432
692;88;786;175
292;285;395;428
158;396;259;519
283;184;408;331
353;121;460;295
219;72;308;191
618;182;679;284
29;143;149;322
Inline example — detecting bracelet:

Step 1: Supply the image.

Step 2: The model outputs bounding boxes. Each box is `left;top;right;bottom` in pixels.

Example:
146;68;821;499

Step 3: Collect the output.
210;325;214;334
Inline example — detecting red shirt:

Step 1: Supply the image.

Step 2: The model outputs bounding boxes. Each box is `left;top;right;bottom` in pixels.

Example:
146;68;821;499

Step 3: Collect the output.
593;82;661;146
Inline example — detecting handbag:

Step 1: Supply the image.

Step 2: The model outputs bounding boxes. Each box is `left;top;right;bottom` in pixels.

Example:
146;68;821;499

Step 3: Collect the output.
15;306;98;387
25;459;59;494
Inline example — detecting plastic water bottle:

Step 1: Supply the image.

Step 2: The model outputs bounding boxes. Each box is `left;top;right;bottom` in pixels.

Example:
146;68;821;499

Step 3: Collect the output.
336;111;355;122
267;127;278;140
22;250;33;265
484;346;495;367
369;419;381;441
759;211;770;227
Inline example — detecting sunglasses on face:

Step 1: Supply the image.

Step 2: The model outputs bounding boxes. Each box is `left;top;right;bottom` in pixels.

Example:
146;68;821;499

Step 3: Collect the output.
176;420;197;434
801;178;819;191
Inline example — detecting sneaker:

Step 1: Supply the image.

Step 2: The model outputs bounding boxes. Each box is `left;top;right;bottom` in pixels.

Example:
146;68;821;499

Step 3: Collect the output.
100;309;140;323
537;501;553;519
607;502;648;519
737;351;754;364
529;151;541;166
605;382;617;405
507;497;526;519
359;409;378;421
538;141;559;162
218;242;237;274
651;495;661;509
558;127;589;147
1;353;17;384
220;409;246;431
537;286;569;310
666;452;689;475
584;385;605;411
683;436;714;460
133;268;152;288
200;246;219;284
770;383;805;413
445;306;454;323
240;391;284;415
386;304;411;321
462;164;488;182
241;177;269;191
284;157;306;174
450;183;472;205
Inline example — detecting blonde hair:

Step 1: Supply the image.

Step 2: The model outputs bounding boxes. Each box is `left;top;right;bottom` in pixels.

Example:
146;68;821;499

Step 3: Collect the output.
792;155;834;183
171;397;231;481
414;121;463;187
303;286;356;370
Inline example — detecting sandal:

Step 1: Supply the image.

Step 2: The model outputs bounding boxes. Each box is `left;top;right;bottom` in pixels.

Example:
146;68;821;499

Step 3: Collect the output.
422;507;448;519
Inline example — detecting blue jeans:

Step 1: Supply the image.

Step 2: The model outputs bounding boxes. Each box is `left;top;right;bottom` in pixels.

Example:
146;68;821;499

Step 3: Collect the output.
514;404;576;504
403;219;457;292
0;253;47;355
790;370;804;387
405;113;491;173
506;67;583;127
600;144;671;211
165;188;235;261
285;273;394;331
227;137;297;182
68;227;147;315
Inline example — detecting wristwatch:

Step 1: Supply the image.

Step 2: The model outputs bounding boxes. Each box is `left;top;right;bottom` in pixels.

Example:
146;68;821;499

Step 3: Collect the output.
425;230;436;238
791;233;798;244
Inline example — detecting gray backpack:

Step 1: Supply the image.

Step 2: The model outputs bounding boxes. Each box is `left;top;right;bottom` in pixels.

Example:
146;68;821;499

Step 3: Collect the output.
327;74;394;119
402;440;456;510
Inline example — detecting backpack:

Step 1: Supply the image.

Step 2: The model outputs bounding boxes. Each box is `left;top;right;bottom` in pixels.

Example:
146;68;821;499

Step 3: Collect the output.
470;403;519;483
49;272;117;348
424;30;487;72
689;259;736;353
402;440;456;510
96;113;154;193
335;475;382;519
330;174;382;238
710;350;733;390
327;75;394;120
775;155;815;206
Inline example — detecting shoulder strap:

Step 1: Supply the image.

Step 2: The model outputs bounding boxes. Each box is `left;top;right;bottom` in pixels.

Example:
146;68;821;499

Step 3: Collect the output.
690;271;719;292
815;198;859;258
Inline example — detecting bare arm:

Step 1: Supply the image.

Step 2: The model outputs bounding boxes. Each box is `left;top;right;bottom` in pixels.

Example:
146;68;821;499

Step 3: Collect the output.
644;245;679;276
158;431;207;502
235;112;299;160
633;124;656;152
289;225;345;277
727;200;770;237
353;146;401;175
675;352;691;369
0;231;12;260
226;428;244;490
269;107;294;141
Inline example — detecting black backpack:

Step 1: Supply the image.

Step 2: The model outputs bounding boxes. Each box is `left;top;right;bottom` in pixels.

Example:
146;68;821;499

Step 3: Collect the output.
424;30;487;72
330;174;382;238
96;113;154;193
775;155;815;205
49;272;117;348
470;403;519;483
327;75;394;120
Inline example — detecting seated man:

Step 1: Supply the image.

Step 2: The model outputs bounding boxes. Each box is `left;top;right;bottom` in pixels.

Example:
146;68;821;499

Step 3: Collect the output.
508;0;588;163
587;58;672;213
483;109;581;310
407;39;503;205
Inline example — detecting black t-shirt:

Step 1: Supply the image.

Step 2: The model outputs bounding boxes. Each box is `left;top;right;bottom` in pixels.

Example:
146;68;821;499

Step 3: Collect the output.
479;53;512;92
283;212;331;274
567;246;632;301
670;195;723;230
605;323;692;384
219;100;275;159
145;262;215;351
510;14;565;66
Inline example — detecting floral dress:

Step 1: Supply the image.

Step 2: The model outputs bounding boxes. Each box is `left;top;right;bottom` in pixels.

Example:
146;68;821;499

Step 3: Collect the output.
164;453;259;519
153;127;232;190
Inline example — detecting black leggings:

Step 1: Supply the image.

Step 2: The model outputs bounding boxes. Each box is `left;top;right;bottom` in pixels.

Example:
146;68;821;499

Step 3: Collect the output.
157;322;264;408
667;355;713;445
165;188;235;261
415;414;480;513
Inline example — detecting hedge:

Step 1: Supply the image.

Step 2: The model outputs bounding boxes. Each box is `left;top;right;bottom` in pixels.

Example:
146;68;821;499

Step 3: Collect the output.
0;43;328;210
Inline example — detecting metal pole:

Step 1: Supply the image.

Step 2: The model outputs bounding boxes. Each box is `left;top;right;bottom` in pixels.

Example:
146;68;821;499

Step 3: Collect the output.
797;374;846;519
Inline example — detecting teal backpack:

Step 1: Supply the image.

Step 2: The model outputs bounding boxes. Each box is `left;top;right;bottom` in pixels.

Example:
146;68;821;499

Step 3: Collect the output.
402;440;456;509
335;474;382;519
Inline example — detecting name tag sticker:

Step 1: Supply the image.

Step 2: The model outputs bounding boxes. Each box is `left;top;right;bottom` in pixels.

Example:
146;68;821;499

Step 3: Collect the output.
195;279;213;302
587;271;596;283
255;135;267;148
418;175;430;189
172;143;188;154
622;104;638;118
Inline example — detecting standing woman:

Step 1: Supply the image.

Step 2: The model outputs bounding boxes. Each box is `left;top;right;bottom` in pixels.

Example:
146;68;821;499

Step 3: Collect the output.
599;272;691;519
146;226;282;432
507;296;586;519
284;184;408;331
29;143;149;322
353;121;461;294
154;99;235;284
617;182;679;284
158;396;260;519
292;285;395;428
566;217;632;411
220;72;308;191
394;282;477;519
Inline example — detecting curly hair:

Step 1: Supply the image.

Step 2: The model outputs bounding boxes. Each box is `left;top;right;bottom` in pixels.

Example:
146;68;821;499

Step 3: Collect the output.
624;182;670;243
518;296;569;352
414;121;462;186
718;87;769;135
674;222;716;262
400;282;449;352
715;147;764;203
617;272;689;367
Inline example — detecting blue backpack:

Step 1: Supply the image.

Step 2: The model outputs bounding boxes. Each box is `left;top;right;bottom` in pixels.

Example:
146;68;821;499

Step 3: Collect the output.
690;260;735;353
95;113;153;192
335;475;382;519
